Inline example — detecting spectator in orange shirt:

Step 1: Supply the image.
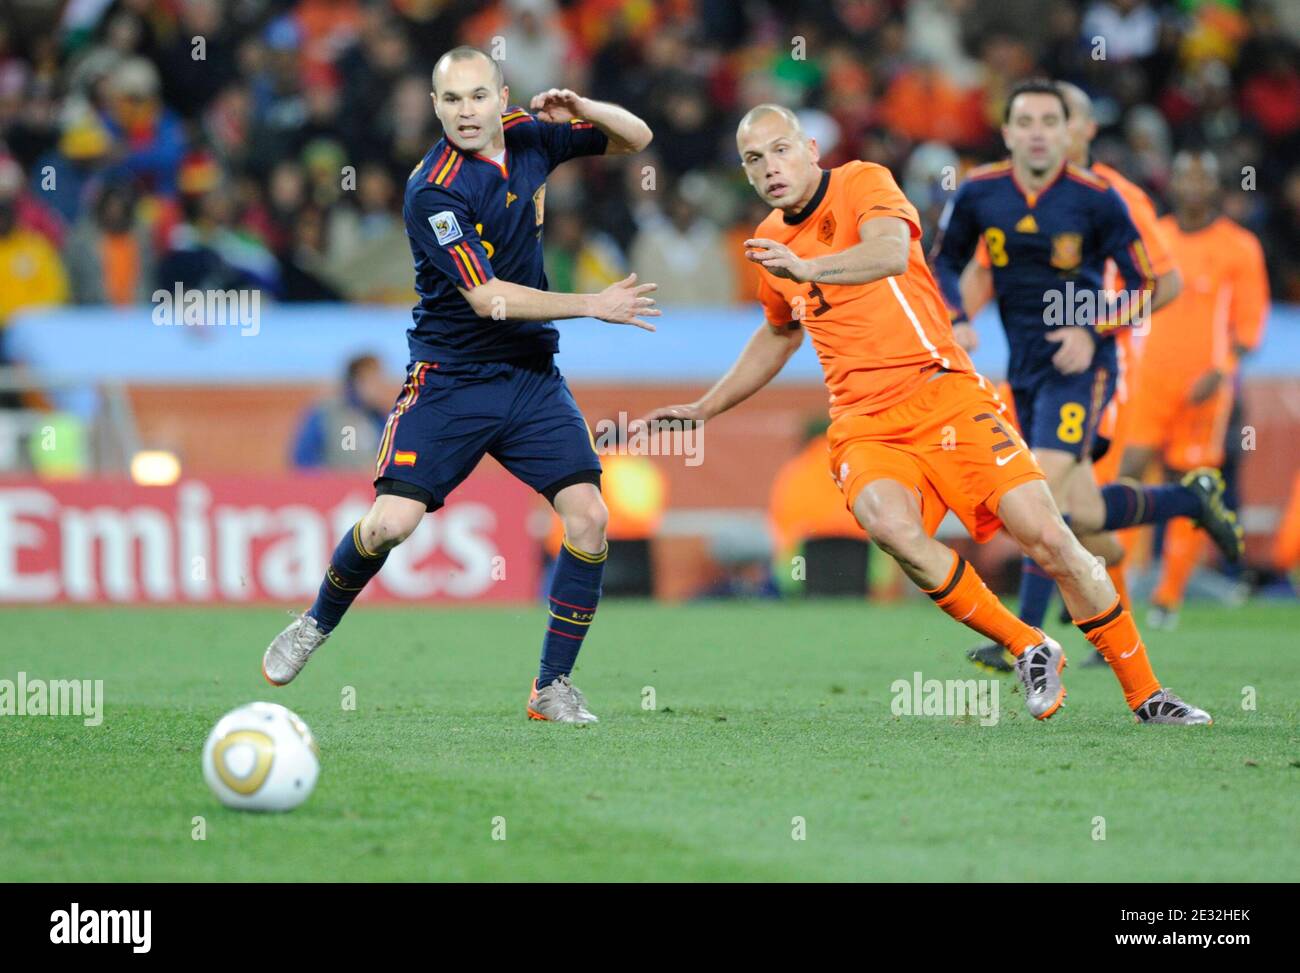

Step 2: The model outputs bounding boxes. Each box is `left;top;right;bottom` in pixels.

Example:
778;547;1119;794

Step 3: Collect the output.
65;181;156;305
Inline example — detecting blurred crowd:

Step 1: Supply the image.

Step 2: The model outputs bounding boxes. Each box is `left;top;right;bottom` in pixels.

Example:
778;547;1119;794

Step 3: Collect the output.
0;0;1298;333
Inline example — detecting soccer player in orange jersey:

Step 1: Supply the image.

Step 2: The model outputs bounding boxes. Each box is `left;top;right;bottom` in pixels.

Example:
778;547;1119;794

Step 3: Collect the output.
639;104;1210;724
1119;150;1270;629
956;82;1186;670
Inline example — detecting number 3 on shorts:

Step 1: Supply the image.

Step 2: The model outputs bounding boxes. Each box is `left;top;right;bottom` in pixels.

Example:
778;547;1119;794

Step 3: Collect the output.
1057;402;1086;444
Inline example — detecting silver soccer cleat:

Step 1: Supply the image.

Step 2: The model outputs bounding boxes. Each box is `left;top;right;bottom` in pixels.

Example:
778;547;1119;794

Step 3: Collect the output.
1014;636;1067;720
527;674;598;724
1135;689;1212;725
262;613;330;686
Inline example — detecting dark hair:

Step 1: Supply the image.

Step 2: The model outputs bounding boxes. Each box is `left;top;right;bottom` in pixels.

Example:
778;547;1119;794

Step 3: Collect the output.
1003;79;1070;123
345;354;381;383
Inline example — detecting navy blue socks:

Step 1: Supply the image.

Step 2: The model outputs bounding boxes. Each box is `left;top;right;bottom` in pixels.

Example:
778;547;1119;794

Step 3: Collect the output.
1017;557;1056;628
307;522;389;633
538;538;607;687
1100;480;1200;530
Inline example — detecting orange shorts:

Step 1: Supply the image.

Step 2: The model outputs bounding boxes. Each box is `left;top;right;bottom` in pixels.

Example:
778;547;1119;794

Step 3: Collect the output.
1126;378;1232;470
828;370;1046;543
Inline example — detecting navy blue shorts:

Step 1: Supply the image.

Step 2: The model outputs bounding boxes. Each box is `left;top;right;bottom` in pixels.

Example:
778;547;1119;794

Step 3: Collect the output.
1012;365;1117;460
373;355;601;510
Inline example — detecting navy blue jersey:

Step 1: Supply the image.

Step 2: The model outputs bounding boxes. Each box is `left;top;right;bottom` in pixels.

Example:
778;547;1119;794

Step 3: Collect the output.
930;161;1156;390
402;107;609;363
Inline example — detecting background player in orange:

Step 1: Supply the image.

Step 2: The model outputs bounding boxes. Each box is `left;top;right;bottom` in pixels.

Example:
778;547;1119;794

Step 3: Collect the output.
1119;150;1270;629
638;104;1211;724
956;81;1183;669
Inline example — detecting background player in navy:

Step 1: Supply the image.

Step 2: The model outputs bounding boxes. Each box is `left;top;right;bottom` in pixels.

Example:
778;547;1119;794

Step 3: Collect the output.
262;46;656;723
931;79;1239;667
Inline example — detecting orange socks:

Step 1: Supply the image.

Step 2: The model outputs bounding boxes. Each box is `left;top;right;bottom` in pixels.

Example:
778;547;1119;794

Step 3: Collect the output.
1153;518;1203;609
922;554;1043;657
1075;598;1160;709
1107;563;1131;611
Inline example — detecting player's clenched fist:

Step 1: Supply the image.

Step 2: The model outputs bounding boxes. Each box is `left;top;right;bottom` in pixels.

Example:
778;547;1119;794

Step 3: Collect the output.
590;272;659;331
530;88;588;122
744;238;812;282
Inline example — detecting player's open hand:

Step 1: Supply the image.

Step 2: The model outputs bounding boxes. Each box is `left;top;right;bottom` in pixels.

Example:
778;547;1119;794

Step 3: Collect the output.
744;238;811;282
591;272;659;331
1046;327;1095;375
530;88;587;122
629;404;708;438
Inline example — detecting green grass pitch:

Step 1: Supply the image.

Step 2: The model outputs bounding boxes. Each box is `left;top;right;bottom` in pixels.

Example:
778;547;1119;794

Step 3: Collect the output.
2;599;1296;882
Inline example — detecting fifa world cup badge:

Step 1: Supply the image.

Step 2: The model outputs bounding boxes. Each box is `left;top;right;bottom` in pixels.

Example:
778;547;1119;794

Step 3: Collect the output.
532;184;546;226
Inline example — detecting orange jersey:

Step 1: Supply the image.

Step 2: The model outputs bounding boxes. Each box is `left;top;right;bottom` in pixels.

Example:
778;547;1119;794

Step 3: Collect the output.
1092;163;1176;389
754;161;973;418
1139;215;1268;388
1091;162;1176;286
1088;163;1175;449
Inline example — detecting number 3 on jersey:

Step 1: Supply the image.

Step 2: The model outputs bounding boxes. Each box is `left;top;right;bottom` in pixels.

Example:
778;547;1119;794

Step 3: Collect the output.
807;282;832;316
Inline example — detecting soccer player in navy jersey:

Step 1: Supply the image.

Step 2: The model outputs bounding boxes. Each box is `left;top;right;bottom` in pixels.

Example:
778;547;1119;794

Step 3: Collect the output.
262;46;657;723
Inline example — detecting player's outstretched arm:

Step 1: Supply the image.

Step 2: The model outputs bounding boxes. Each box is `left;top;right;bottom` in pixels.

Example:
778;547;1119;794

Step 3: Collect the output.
745;216;910;287
459;273;659;331
634;321;804;429
529;88;652;155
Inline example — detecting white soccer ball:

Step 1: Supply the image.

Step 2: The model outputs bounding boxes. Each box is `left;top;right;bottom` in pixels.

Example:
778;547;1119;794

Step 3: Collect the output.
202;702;320;812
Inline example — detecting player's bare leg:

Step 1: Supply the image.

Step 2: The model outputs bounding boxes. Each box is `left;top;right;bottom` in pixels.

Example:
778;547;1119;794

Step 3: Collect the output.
852;478;1067;719
1067;461;1130;665
528;482;607;723
358;493;428;552
967;446;1076;674
996;479;1211;723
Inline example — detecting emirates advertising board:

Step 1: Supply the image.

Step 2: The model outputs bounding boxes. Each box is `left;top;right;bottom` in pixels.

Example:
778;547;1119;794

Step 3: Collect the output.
0;474;539;604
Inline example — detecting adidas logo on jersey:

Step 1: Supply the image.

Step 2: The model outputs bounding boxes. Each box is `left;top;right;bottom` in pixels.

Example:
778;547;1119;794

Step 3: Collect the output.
1015;214;1039;234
